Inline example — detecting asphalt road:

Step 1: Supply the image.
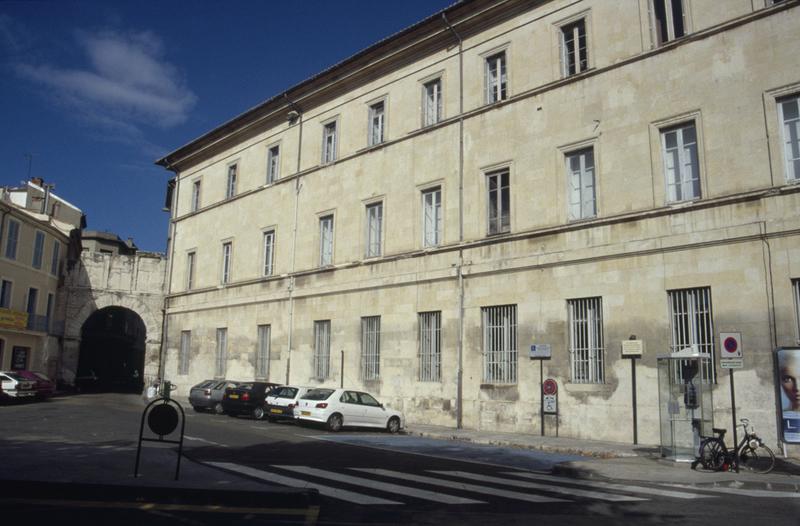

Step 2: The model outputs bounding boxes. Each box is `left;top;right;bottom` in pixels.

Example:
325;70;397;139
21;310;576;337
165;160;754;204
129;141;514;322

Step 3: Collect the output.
1;394;799;525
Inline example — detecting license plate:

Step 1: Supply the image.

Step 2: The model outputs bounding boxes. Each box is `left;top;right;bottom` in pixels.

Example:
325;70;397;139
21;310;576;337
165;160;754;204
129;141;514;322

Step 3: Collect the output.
229;394;239;399
270;409;282;414
301;411;311;416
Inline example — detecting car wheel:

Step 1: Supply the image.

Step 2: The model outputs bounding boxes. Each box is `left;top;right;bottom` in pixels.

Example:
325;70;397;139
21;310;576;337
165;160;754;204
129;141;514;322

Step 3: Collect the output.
253;406;265;420
213;402;224;415
327;413;343;432
387;416;401;434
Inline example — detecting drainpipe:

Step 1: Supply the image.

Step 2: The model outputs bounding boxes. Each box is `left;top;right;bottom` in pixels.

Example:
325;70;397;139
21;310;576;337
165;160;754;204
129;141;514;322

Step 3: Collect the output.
443;12;465;429
159;171;179;384
284;96;303;385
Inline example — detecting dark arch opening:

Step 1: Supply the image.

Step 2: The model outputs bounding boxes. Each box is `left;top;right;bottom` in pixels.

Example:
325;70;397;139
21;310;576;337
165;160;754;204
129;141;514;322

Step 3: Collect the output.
76;306;146;393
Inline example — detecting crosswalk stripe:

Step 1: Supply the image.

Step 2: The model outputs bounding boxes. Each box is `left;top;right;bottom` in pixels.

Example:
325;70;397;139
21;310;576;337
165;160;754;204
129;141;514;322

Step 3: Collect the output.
504;472;711;499
207;462;402;506
662;483;800;498
273;465;485;504
431;471;644;502
352;468;567;503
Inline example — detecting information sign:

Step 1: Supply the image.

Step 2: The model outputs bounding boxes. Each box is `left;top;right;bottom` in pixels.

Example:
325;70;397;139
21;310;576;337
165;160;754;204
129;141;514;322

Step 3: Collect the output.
543;394;558;414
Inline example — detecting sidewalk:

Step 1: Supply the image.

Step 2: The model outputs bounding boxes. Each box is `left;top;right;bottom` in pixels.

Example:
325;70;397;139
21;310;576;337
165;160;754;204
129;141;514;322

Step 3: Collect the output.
407;423;800;491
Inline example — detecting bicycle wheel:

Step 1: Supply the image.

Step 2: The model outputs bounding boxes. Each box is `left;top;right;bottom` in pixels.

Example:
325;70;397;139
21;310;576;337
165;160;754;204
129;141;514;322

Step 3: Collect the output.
738;442;775;474
699;437;726;471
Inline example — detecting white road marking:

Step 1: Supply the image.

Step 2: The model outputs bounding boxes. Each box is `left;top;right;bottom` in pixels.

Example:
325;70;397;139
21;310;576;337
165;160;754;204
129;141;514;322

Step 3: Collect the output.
505;472;712;499
431;471;644;502
273;465;484;505
184;435;229;447
352;468;566;503
662;483;800;498
207;462;401;505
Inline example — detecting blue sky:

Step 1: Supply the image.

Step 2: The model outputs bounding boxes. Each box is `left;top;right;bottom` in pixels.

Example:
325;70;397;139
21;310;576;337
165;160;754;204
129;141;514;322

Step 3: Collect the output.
0;0;455;252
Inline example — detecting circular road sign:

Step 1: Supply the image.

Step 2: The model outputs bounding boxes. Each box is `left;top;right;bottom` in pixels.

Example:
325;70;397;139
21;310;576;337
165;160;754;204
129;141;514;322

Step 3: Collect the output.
542;378;558;396
723;337;738;354
148;403;179;436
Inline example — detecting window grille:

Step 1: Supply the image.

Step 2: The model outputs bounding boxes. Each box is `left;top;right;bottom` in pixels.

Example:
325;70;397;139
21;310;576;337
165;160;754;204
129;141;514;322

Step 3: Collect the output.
215;328;227;377
256;325;270;378
662;122;700;202
423;78;442;126
566;148;596;220
366;203;383;258
560;19;587;76
779;95;800;182
179;331;191;375
314;320;331;380
267;145;280;183
487;169;510;235
568;297;604;383
669;287;715;383
361;316;381;380
482;305;517;384
319;216;334;266
418;312;441;382
422;188;442;247
263;231;275;276
485;52;507;104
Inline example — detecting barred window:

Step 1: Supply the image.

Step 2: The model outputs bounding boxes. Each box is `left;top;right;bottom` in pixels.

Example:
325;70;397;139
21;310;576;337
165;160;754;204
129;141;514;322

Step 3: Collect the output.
256;325;270;378
215;328;227;378
179;331;191;375
314;320;331;380
669;287;715;382
361;316;380;380
568;297;604;383
482;305;517;384
418;311;441;382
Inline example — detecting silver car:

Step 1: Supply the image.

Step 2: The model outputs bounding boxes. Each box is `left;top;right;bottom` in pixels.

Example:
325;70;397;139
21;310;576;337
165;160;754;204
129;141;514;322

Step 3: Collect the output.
189;379;239;414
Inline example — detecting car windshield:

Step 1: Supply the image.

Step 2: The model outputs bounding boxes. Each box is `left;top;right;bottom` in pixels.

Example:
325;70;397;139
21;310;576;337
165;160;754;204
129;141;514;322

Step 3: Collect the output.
302;388;334;401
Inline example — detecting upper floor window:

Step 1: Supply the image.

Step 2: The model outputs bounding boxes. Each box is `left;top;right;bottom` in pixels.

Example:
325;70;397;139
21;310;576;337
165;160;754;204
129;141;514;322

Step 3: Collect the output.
319;215;334;266
226;164;237;199
486;169;510;235
191;180;201;212
485;51;507;104
263;230;275;277
50;240;60;276
5;219;19;260
566;148;596;220
423;78;442;126
0;280;12;309
422;187;442;247
652;0;687;46
365;202;383;258
186;251;196;290
26;287;37;316
568;297;604;384
560;19;588;77
368;101;385;146
778;94;800;182
221;241;232;285
661;122;700;202
267;145;280;184
32;231;45;269
322;121;338;164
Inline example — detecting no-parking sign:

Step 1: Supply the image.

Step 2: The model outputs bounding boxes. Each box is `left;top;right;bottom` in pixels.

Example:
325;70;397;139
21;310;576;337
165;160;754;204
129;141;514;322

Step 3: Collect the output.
720;332;743;369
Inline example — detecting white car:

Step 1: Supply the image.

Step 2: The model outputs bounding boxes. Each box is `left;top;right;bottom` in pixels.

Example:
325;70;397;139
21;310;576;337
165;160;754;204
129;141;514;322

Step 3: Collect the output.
0;371;37;399
264;385;312;422
294;388;404;433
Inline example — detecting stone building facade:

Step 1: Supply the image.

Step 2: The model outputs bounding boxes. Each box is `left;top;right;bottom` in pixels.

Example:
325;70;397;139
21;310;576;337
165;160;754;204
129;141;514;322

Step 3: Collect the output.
156;0;800;452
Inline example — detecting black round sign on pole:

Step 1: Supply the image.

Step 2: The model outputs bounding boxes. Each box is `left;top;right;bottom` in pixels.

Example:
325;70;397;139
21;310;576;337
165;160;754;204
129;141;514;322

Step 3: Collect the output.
148;403;179;436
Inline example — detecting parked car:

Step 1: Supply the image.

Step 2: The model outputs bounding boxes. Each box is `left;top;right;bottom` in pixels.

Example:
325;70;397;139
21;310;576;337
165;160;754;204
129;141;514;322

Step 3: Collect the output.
221;381;281;420
0;371;37;401
294;388;404;433
264;385;312;422
15;371;56;399
189;379;239;414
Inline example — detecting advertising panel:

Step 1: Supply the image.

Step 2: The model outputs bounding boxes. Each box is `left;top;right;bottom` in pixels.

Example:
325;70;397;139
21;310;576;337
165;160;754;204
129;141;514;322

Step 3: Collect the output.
778;348;800;444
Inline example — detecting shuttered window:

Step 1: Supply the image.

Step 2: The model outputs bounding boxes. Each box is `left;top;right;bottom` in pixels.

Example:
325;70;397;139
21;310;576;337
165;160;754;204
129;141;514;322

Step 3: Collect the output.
482;305;517;384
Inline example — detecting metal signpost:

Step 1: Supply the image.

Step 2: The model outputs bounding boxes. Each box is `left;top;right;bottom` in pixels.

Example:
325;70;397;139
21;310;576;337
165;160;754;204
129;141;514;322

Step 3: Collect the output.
622;337;644;444
134;393;186;481
542;378;558;437
530;344;552;436
719;333;742;447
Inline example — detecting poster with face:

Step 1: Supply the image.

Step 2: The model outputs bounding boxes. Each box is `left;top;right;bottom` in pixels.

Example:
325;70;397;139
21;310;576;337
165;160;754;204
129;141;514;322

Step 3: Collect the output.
778;348;800;443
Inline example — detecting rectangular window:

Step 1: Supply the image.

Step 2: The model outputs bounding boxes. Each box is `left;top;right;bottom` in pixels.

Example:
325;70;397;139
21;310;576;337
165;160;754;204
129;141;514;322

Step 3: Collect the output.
662;122;700;202
5;219;19;259
568;297;604;383
267;145;280;183
186;251;196;290
0;280;12;309
179;331;191;375
485;51;507;104
418;311;441;382
779;94;800;181
26;288;37;315
486;169;510;235
319;215;334;266
422;187;442;247
482;305;517;384
566;148;596;220
226;164;237;199
368;101;385;146
191;180;201;212
793;279;800;341
314;320;331;380
423;78;443;127
669;287;715;382
322;121;337;163
365;202;383;258
361;316;381;380
32;231;45;269
256;324;270;378
215;328;227;377
221;242;232;285
560;19;588;76
263;231;275;277
50;240;60;276
652;0;686;46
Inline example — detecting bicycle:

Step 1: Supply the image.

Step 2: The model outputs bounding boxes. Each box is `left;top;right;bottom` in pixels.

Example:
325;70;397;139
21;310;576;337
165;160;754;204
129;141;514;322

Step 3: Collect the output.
693;418;775;474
